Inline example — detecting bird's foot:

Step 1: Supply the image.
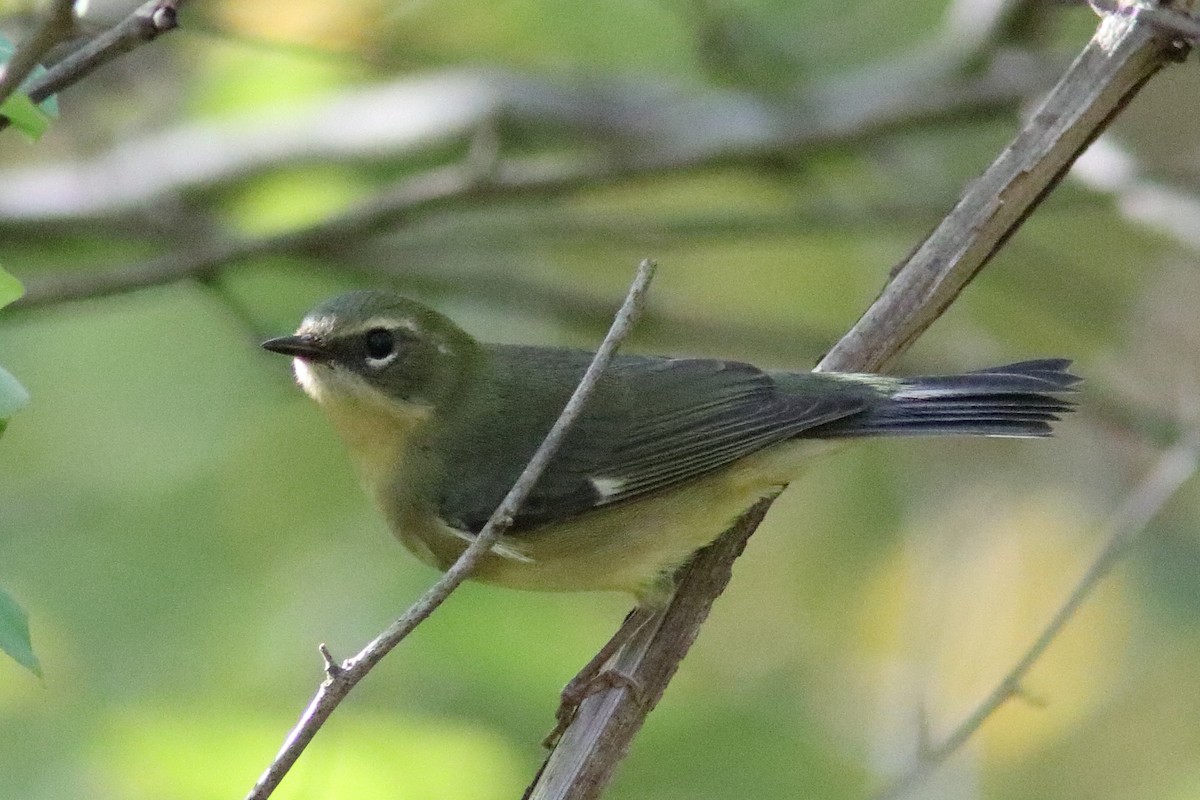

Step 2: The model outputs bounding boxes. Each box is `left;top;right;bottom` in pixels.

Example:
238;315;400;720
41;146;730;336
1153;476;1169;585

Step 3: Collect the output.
542;668;646;749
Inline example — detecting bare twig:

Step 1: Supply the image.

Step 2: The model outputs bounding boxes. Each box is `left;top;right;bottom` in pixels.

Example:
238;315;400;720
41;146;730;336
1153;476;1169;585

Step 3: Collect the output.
243;259;657;800
526;3;1196;798
0;0;185;132
0;0;76;109
876;436;1200;800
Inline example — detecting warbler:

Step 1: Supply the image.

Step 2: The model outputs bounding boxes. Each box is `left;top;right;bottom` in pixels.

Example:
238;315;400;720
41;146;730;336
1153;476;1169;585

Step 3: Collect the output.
262;290;1078;607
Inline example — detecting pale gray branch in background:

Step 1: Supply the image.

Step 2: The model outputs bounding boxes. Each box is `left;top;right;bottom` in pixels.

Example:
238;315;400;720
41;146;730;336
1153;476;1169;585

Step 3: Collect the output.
0;38;1057;221
13;156;616;309
7;0;1064;313
3;34;1053;309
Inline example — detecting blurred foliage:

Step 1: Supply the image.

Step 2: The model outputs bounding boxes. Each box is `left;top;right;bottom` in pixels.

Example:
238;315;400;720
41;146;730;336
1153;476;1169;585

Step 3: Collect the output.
0;585;38;676
0;265;28;427
2;1;1200;799
0;31;56;140
0;89;51;139
0;266;35;674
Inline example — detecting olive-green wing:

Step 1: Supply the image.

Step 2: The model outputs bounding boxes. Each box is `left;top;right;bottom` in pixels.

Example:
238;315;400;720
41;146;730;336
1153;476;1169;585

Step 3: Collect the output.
436;348;866;534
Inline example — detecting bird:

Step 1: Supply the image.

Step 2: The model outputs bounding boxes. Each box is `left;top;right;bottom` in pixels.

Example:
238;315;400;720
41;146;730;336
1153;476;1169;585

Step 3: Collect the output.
262;289;1078;735
262;289;1079;600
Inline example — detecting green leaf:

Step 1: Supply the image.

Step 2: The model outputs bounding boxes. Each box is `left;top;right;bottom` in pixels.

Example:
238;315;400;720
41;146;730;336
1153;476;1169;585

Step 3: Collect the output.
0;587;40;677
0;265;23;309
0;267;28;404
0;268;27;435
0;316;27;686
0;31;60;140
0;91;52;139
0;364;30;420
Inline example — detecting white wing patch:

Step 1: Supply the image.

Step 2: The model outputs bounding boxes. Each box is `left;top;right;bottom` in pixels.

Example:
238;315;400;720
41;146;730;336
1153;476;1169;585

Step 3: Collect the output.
590;476;626;500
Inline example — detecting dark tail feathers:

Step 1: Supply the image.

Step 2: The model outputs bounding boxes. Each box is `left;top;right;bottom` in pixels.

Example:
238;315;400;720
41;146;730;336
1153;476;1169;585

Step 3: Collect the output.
829;359;1080;439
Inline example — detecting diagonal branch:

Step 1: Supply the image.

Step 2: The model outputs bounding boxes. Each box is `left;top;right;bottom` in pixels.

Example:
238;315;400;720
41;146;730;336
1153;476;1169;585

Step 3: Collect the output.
526;2;1197;798
243;259;657;800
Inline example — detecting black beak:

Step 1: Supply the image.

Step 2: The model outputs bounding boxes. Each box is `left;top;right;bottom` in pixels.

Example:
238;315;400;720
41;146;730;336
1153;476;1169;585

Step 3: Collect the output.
261;334;331;361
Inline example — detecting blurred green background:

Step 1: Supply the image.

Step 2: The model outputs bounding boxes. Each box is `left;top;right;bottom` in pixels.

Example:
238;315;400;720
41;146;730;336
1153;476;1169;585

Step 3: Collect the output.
3;0;1200;798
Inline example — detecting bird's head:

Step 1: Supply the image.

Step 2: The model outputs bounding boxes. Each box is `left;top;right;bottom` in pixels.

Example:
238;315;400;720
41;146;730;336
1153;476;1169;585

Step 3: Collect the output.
262;290;481;417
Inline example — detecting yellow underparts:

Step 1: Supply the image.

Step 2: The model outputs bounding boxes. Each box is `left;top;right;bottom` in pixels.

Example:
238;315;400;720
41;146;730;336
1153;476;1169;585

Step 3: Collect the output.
389;438;834;606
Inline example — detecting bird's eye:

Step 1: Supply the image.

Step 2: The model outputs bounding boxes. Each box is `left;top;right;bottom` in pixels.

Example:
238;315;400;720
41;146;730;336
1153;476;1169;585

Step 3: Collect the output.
364;328;395;361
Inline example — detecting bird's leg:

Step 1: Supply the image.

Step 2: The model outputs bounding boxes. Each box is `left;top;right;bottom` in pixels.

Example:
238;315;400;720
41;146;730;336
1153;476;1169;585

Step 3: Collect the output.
544;604;658;748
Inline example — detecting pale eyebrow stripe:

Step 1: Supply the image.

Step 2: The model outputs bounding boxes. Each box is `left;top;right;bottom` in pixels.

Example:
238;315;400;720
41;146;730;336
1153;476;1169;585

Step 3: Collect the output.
340;316;424;337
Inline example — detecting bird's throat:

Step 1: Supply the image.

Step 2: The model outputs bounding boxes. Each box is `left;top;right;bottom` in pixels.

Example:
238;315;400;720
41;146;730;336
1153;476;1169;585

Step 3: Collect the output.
298;362;433;499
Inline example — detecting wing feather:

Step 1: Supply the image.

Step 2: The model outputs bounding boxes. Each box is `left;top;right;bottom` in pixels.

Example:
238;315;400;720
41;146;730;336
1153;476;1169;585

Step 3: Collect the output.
435;347;864;534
